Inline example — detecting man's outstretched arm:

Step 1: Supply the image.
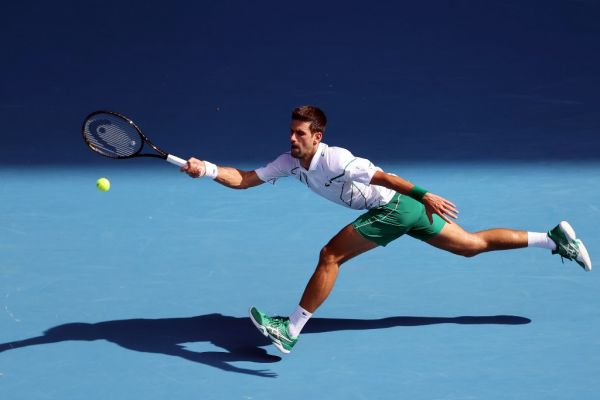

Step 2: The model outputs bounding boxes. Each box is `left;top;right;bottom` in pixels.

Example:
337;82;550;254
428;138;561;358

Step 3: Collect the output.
180;157;264;189
370;170;458;224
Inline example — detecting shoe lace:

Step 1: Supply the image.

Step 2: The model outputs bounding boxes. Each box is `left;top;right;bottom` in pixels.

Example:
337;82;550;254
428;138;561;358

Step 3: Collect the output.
269;317;290;336
558;242;579;263
271;316;286;324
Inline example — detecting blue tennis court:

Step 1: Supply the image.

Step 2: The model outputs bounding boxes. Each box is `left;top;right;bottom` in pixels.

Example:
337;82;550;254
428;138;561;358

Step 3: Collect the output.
2;0;600;398
1;163;598;399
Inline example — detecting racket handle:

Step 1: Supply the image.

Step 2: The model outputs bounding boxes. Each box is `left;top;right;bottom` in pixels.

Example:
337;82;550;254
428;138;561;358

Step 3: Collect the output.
166;154;187;167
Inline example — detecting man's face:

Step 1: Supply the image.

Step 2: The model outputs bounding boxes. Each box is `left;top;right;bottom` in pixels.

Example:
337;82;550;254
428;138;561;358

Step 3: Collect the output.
290;120;322;160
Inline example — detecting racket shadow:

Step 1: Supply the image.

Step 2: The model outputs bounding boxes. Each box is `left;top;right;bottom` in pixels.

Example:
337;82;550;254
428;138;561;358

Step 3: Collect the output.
0;313;530;378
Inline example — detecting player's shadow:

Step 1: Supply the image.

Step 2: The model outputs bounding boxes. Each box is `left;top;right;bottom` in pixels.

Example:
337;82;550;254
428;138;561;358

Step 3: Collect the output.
0;313;530;378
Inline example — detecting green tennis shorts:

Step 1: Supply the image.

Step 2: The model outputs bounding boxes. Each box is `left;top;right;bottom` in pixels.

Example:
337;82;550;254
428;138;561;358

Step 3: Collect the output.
351;193;446;246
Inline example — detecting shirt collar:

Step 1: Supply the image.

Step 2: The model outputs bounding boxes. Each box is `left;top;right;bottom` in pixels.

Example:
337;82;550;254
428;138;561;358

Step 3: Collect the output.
306;142;326;171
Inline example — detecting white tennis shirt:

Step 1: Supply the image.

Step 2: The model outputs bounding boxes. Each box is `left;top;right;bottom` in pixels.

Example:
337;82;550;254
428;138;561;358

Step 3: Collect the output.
255;142;396;210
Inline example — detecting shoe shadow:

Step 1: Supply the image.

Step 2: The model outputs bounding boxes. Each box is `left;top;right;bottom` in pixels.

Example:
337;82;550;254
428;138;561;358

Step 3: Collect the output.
0;313;530;378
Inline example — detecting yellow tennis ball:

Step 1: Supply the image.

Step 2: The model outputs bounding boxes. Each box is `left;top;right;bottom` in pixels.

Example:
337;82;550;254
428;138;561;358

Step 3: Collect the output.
96;177;110;192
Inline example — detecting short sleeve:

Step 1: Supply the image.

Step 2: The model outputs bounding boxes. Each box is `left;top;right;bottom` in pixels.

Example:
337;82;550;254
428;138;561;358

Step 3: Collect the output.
343;157;379;184
328;147;379;185
255;153;295;184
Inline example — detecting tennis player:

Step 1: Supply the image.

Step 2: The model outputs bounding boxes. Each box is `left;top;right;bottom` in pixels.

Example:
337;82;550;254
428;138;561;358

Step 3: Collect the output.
181;105;592;354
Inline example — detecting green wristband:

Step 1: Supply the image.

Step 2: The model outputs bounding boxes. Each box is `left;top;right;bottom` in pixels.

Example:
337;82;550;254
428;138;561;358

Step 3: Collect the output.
408;185;428;202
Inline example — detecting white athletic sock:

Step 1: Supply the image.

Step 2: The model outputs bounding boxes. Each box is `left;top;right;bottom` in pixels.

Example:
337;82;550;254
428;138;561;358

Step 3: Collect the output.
288;305;312;338
527;231;557;250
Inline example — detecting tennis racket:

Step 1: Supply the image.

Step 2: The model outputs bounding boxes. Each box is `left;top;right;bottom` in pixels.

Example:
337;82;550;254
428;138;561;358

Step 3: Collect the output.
81;110;187;167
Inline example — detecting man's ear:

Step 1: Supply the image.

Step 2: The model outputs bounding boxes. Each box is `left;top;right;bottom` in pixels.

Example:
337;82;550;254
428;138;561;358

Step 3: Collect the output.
313;131;323;144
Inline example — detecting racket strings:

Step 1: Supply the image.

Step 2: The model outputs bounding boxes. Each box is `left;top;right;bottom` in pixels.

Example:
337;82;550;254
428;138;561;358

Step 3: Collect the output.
83;114;143;158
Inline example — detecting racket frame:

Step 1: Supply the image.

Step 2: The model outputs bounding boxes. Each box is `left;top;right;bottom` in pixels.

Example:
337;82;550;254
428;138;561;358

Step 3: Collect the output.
82;110;186;167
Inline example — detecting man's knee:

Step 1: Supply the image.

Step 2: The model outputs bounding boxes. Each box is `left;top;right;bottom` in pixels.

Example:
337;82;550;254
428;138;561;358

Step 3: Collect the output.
318;245;343;266
455;247;480;258
454;235;487;258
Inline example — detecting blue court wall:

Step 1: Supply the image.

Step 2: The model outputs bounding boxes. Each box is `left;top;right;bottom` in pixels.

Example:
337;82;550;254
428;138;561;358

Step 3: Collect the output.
2;0;600;165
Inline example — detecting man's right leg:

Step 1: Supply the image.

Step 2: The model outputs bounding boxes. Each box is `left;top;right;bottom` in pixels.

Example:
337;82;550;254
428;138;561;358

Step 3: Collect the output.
298;224;379;313
249;224;378;353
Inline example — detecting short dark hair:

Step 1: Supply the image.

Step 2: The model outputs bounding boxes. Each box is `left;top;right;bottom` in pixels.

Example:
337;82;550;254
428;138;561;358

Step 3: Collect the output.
291;105;327;134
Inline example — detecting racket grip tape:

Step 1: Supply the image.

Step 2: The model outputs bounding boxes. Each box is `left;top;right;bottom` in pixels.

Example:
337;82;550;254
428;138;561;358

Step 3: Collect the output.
166;154;187;167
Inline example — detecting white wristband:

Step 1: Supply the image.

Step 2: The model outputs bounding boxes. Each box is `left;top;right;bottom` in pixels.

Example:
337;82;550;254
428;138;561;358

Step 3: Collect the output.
203;161;218;179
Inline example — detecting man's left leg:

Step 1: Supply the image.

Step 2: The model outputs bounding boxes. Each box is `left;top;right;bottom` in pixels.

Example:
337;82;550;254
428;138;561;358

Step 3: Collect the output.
425;220;591;270
425;222;527;256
